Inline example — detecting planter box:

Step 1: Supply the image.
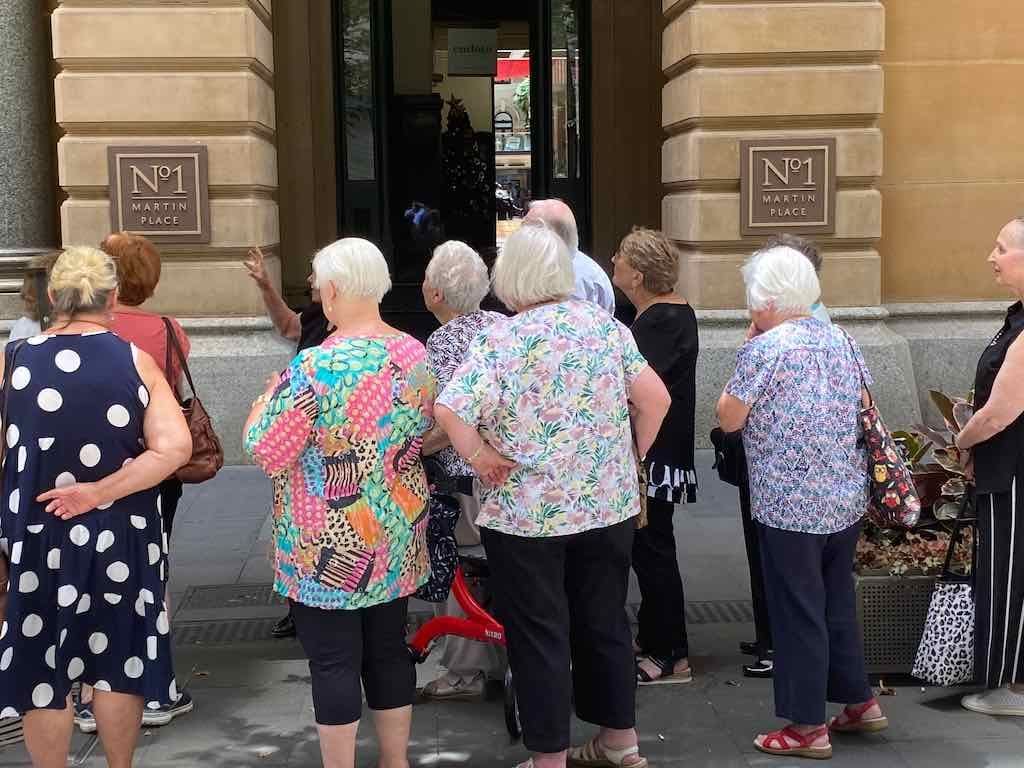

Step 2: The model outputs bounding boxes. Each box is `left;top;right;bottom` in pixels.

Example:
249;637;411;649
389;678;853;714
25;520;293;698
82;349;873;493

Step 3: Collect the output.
855;572;937;675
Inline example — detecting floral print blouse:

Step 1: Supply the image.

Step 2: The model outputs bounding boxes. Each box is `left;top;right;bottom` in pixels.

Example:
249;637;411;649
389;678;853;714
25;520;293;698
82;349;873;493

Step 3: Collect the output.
725;318;870;534
425;310;503;478
244;334;436;610
437;300;649;537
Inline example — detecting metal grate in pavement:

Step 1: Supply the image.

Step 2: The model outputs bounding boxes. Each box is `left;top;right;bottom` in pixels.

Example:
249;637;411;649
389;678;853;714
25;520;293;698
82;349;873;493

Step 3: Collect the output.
177;584;285;612
170;591;753;646
683;600;754;625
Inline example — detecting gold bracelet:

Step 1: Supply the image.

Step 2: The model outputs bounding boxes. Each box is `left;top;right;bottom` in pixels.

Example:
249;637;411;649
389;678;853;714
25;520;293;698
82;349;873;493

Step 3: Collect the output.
467;441;485;463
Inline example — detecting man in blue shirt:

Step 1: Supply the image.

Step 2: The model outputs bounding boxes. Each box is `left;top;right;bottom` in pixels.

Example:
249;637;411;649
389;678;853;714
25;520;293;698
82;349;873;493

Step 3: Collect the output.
525;199;616;314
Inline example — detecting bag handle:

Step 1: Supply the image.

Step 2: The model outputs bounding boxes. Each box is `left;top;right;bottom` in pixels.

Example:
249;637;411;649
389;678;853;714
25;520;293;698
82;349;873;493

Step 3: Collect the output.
162;317;197;401
837;327;875;408
941;488;977;581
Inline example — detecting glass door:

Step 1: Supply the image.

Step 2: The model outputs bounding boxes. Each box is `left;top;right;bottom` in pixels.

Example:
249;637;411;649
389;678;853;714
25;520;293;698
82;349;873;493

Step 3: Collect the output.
534;0;590;250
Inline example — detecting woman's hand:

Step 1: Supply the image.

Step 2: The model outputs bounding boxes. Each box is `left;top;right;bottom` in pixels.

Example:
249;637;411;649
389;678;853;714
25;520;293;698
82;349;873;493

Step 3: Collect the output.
963;449;975;482
244;247;271;289
37;483;104;520
744;321;762;342
470;443;517;487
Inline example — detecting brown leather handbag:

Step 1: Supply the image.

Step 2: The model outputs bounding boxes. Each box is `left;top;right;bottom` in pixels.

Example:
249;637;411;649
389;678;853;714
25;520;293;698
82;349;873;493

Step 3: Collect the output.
163;318;224;483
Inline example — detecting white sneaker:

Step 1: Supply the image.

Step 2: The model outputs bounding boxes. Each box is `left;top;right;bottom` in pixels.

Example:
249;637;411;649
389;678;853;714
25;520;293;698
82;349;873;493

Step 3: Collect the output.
962;687;1024;716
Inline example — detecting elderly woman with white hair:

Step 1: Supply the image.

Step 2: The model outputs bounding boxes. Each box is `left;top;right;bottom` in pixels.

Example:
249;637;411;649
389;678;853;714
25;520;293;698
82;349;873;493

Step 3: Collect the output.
244;237;435;768
716;246;886;760
418;240;504;700
435;221;670;768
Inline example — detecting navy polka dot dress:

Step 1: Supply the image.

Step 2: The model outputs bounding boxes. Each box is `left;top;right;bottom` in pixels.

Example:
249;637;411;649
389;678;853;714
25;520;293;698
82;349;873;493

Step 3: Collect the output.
0;332;175;716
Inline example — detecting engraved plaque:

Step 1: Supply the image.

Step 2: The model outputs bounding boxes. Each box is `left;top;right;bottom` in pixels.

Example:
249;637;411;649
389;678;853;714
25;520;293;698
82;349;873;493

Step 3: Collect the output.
740;138;837;236
108;146;211;243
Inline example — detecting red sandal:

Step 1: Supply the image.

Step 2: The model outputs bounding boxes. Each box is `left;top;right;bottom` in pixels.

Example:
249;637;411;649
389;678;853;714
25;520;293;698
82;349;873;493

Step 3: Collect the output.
754;725;832;760
829;698;889;733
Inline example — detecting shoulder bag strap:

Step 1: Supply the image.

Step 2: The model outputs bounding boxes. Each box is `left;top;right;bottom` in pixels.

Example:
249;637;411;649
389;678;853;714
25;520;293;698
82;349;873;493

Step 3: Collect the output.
942;488;977;580
161;317;197;400
837;326;875;408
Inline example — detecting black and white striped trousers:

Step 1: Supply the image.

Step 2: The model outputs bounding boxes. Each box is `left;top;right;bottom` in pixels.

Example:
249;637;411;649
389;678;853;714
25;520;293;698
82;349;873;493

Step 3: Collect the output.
975;477;1024;688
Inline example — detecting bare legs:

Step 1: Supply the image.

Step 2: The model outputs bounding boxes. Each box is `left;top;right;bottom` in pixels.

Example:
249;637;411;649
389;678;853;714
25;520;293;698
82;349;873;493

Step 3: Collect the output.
314;706;411;768
24;691;142;768
23;698;74;768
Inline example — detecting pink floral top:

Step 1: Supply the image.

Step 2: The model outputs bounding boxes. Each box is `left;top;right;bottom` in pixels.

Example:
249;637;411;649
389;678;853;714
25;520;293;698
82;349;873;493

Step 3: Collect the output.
437;300;649;537
244;334;435;610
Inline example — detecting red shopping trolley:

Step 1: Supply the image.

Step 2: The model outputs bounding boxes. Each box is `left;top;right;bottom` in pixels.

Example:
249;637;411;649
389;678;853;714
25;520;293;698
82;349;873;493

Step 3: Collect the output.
407;553;521;739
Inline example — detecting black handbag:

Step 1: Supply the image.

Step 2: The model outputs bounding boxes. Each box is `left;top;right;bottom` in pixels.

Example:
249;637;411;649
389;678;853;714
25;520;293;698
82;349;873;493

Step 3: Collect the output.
710;427;745;487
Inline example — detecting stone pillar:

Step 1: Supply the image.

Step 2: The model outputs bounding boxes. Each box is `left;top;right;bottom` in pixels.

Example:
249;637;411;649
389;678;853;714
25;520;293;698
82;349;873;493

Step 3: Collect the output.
661;0;885;309
0;0;56;311
51;0;279;316
50;1;292;464
661;2;922;439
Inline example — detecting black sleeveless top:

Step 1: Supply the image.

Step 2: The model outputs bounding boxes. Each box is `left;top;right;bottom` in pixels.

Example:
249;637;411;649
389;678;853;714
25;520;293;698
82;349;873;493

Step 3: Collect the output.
973;301;1024;494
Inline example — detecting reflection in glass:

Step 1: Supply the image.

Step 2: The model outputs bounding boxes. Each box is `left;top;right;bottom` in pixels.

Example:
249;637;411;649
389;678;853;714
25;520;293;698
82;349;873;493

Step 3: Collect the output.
343;0;375;181
551;0;579;180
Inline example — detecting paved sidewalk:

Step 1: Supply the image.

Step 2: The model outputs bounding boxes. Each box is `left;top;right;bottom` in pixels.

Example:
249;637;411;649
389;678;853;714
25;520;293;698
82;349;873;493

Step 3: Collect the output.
4;455;1024;766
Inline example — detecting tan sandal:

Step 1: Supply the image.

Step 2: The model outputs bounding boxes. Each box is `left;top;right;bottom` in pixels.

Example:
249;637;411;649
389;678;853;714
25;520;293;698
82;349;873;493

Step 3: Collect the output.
568;737;648;768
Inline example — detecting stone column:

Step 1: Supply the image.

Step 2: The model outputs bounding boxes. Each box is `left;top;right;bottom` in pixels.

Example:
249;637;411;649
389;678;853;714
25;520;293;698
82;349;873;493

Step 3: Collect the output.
661;2;922;437
0;0;56;310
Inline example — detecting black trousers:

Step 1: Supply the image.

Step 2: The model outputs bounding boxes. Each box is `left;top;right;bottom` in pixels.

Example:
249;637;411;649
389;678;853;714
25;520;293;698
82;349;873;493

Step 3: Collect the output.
757;521;872;725
739;473;772;653
481;519;636;754
289;597;415;726
159;477;183;539
633;497;689;658
975;483;1024;688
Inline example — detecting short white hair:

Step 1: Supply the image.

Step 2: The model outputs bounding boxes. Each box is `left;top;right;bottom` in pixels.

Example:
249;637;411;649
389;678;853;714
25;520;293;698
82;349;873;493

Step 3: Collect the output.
741;245;821;314
493;221;574;310
312;237;392;303
424;240;490;314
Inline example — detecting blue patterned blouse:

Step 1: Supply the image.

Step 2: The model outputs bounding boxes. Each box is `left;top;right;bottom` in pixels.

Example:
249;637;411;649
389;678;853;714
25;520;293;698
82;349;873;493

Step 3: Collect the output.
725;318;870;534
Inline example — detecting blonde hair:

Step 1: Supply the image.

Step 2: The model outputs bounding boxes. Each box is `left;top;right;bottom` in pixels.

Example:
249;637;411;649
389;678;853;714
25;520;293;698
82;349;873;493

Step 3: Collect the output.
425;240;490;314
49;246;119;316
312;237;392;303
492;220;574;310
616;227;679;295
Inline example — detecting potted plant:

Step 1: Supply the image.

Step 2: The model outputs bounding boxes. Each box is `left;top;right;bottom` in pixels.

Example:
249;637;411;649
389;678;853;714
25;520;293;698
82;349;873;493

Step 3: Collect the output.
855;390;974;675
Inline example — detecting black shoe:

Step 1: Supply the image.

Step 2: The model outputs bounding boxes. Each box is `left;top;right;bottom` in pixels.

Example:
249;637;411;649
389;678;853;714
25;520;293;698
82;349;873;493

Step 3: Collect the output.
271;614;296;639
743;658;774;678
739;641;760;656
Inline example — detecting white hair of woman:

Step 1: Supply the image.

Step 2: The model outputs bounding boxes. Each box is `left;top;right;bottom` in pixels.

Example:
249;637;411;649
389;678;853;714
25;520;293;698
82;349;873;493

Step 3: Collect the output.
492;220;575;311
425;240;491;314
312;237;392;303
741;245;821;315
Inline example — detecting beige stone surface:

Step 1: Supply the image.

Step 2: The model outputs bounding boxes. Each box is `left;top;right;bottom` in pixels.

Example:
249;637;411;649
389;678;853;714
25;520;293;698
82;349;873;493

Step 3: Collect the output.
883;0;1024;62
879;183;1019;302
663;2;884;69
58;135;277;190
663;189;881;244
663;128;882;185
882;63;1024;183
55;71;275;130
679;250;881;309
61;198;278;250
664;65;883;128
52;7;273;71
148;258;281;316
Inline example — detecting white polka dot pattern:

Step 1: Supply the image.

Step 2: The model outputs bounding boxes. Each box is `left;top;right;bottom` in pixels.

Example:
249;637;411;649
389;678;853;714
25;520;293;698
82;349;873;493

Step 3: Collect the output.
106;405;130;428
37;388;63;412
55;349;81;373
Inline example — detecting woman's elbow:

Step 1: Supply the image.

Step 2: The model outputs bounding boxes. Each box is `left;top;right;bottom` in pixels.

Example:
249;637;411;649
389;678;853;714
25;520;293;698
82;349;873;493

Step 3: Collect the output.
170;433;193;470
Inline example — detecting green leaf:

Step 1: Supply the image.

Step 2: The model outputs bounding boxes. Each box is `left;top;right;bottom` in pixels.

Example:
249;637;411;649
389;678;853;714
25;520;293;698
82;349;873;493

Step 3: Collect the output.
952;402;974;433
932;447;966;475
934;500;961;521
941;478;967;498
929;390;957;426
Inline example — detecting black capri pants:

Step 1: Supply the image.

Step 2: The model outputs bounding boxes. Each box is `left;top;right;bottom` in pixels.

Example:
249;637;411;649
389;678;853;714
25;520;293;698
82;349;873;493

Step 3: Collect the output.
289;597;415;726
482;518;637;754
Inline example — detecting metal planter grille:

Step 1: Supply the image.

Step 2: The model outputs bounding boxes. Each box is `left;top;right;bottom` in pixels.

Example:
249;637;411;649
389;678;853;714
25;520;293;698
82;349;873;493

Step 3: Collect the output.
855;573;937;675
